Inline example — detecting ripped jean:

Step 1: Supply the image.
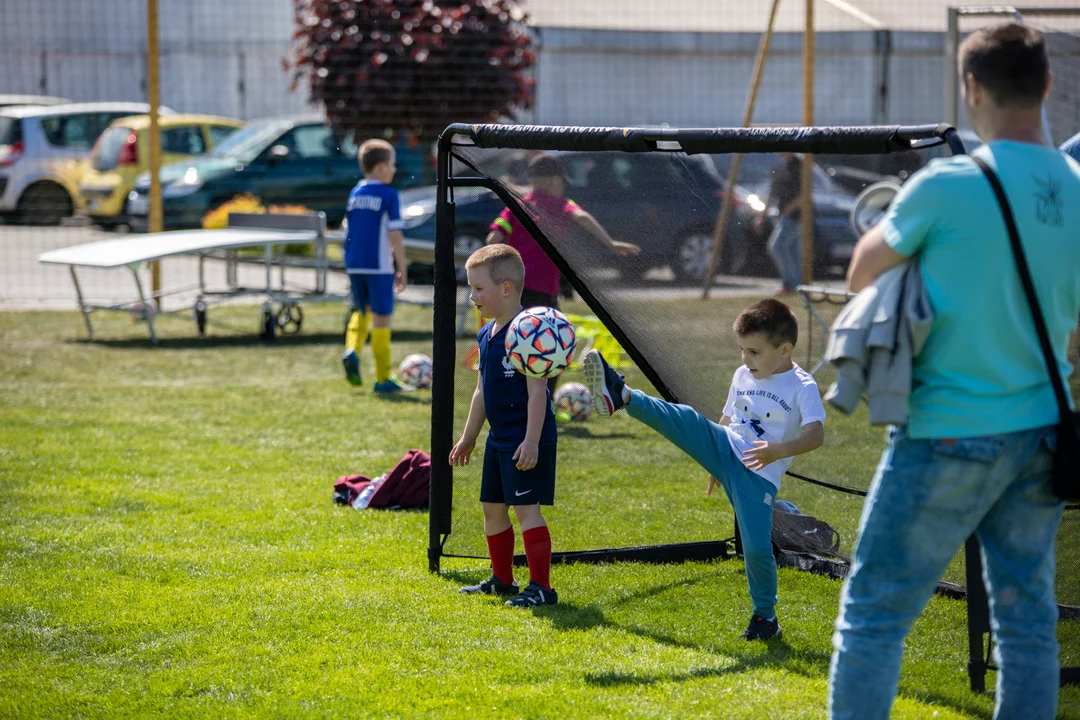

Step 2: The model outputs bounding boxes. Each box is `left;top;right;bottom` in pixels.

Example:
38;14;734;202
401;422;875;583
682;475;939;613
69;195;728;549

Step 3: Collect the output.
829;425;1064;720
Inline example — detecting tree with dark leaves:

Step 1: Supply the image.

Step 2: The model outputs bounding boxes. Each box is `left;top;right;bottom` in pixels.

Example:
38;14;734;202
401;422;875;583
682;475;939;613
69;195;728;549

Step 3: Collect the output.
287;0;536;141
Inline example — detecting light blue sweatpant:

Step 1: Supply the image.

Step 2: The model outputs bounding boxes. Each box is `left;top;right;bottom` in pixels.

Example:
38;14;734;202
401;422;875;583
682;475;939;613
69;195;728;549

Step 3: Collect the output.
626;389;779;619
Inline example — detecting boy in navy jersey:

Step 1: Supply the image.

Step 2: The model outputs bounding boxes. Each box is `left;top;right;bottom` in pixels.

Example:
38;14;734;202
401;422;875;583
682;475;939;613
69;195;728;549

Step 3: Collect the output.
341;139;407;393
449;244;559;607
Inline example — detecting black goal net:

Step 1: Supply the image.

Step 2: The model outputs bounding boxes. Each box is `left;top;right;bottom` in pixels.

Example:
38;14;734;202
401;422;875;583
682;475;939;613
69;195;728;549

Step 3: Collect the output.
426;123;1080;684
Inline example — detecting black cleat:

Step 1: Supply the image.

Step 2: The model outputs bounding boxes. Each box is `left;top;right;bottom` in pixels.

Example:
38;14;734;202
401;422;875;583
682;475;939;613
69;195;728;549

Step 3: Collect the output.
505;581;558;608
740;614;782;642
459;575;519;596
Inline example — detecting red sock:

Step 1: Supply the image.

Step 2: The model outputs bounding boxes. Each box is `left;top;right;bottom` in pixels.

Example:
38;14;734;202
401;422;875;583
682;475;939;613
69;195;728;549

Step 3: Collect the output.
522;525;552;590
486;527;515;585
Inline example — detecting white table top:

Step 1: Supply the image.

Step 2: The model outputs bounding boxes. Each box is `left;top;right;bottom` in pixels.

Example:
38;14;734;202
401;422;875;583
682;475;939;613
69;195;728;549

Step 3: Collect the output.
38;228;322;269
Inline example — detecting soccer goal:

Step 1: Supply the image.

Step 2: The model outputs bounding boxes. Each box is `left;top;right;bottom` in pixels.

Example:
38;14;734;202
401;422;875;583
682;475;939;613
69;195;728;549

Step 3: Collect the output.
427;122;1080;690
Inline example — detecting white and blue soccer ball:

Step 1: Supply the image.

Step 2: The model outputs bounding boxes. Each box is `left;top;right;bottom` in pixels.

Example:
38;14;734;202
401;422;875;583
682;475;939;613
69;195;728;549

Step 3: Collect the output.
505;306;576;379
398;353;433;389
553;382;593;422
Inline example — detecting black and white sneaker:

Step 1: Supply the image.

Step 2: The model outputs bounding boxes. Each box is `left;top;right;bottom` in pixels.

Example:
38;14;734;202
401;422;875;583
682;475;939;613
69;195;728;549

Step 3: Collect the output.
583;350;626;417
740;614;782;641
505;581;558;608
459;575;519;596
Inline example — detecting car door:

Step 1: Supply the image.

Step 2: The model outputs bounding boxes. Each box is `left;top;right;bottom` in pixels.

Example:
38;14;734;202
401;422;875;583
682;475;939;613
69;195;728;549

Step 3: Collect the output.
251;123;359;220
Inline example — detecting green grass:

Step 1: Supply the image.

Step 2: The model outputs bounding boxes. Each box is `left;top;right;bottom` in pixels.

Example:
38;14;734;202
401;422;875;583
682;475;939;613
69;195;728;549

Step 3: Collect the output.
1;302;1078;718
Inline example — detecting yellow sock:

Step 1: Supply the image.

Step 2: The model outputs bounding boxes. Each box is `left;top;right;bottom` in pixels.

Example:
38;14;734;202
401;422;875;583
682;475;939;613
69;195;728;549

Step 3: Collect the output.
371;327;392;383
345;311;371;353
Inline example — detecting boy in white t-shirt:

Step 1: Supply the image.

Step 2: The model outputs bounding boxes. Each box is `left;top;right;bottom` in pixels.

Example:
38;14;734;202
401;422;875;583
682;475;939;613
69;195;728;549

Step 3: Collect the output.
583;299;826;641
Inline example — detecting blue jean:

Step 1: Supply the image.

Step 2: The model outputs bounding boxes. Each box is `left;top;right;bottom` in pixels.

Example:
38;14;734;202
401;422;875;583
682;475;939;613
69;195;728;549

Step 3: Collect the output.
829;425;1064;720
768;216;802;290
626;389;780;619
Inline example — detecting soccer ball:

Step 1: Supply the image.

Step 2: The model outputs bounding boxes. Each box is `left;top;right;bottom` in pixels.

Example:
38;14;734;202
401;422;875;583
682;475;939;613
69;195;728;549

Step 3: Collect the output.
553;382;593;422
398;353;433;389
504;306;576;379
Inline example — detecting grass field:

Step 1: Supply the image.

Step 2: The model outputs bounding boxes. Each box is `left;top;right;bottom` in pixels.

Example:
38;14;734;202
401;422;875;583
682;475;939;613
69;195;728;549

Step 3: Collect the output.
2;301;1078;718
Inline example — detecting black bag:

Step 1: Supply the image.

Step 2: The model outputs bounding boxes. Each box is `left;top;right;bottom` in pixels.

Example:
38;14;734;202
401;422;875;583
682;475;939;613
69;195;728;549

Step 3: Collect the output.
974;156;1080;501
771;507;843;558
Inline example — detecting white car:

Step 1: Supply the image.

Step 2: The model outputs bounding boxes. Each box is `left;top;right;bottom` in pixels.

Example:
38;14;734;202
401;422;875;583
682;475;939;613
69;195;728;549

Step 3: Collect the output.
0;94;72;109
0;102;174;225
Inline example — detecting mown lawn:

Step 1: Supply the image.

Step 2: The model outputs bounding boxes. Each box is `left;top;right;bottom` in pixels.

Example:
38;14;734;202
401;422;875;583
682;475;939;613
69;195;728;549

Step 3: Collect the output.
1;301;1077;718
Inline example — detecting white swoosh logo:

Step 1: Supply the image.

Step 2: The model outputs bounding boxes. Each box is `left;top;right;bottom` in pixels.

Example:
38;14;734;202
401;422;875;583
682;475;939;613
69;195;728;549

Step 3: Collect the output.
514;489;532;497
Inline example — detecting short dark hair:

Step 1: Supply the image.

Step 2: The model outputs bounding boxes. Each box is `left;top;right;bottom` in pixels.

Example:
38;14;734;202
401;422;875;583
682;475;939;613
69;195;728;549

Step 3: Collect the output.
959;22;1049;107
733;299;798;346
358;139;394;174
527;153;568;180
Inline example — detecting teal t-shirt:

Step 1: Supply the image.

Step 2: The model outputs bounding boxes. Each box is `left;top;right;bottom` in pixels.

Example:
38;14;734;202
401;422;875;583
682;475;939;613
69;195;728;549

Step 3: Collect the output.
882;140;1080;439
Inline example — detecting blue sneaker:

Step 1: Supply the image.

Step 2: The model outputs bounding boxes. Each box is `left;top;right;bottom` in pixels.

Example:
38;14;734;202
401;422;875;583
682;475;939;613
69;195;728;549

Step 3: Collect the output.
583;349;625;417
342;349;362;386
505;581;558;608
373;378;406;394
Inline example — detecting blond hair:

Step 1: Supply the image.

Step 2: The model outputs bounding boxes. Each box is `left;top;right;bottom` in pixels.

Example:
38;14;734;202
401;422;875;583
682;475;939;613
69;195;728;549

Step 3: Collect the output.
358;139;395;174
465;244;525;291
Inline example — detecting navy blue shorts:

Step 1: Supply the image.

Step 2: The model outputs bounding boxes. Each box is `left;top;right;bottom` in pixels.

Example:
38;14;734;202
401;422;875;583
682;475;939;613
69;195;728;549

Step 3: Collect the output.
349;273;395;316
480;442;557;506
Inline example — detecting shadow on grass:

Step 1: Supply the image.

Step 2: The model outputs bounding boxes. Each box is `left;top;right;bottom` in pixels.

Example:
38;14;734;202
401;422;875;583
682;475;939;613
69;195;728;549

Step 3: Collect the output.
79;327;433;350
555;425;637;440
441;570;997;718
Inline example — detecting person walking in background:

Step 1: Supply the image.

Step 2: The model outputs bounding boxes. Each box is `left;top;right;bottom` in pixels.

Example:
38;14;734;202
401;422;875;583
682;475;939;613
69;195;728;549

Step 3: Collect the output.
341;139;408;394
754;152;805;295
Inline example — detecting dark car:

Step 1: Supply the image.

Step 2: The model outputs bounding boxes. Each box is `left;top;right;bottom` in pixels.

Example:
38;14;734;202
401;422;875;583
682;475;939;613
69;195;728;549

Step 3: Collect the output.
710;153;859;277
126;116;363;231
400;151;760;284
815;129;984;194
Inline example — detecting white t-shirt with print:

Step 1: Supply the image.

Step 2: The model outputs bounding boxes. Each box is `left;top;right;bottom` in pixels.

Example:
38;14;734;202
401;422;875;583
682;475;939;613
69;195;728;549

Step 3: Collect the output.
722;363;826;489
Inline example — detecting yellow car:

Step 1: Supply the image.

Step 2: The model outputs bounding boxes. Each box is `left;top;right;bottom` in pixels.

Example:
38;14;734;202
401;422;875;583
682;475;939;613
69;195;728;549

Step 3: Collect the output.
79;113;241;226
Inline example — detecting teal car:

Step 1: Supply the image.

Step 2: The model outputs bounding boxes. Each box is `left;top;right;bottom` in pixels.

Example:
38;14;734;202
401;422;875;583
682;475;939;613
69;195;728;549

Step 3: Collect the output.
126;116;365;231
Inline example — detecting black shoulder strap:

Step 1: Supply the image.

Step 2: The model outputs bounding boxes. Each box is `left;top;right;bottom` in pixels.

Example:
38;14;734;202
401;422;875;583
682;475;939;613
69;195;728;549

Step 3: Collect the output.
972;155;1072;421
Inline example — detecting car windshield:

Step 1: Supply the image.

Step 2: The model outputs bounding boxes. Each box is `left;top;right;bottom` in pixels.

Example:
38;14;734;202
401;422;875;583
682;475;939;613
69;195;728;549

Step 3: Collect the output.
210;121;289;163
92;126;132;171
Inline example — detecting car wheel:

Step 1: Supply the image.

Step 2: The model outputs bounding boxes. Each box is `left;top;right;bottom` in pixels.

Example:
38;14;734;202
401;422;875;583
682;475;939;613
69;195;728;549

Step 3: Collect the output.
16;182;73;226
454;229;485;284
672;228;716;284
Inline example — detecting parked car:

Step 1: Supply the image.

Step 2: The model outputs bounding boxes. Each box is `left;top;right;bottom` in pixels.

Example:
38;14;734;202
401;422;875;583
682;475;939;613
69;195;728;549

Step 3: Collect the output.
126;116;364;231
0;94;73;109
79;113;242;227
0;102;175;225
710;153;859;277
816;129;984;193
400;151;760;285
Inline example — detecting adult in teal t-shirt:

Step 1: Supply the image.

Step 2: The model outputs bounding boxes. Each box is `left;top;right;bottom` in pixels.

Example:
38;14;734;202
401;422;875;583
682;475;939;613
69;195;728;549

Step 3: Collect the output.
830;22;1080;720
880;141;1080;438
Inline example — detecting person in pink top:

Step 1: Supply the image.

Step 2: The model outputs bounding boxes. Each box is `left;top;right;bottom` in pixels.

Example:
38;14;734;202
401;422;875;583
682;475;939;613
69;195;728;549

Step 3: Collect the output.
485;153;639;310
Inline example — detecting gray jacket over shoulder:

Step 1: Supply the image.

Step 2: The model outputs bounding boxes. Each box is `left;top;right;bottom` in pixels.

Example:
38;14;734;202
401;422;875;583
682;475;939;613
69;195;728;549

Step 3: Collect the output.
823;262;934;425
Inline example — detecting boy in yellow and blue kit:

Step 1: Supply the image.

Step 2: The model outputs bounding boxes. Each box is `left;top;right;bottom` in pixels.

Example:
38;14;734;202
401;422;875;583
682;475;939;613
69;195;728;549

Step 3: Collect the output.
342;139;407;393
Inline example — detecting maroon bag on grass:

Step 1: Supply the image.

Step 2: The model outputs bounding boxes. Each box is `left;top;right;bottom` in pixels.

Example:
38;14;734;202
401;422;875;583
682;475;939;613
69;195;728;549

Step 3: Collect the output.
333;449;431;509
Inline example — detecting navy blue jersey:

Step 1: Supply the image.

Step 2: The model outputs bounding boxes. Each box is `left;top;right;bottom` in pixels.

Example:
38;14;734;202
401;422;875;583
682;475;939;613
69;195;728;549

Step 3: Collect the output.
344;180;403;274
478;320;557;449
